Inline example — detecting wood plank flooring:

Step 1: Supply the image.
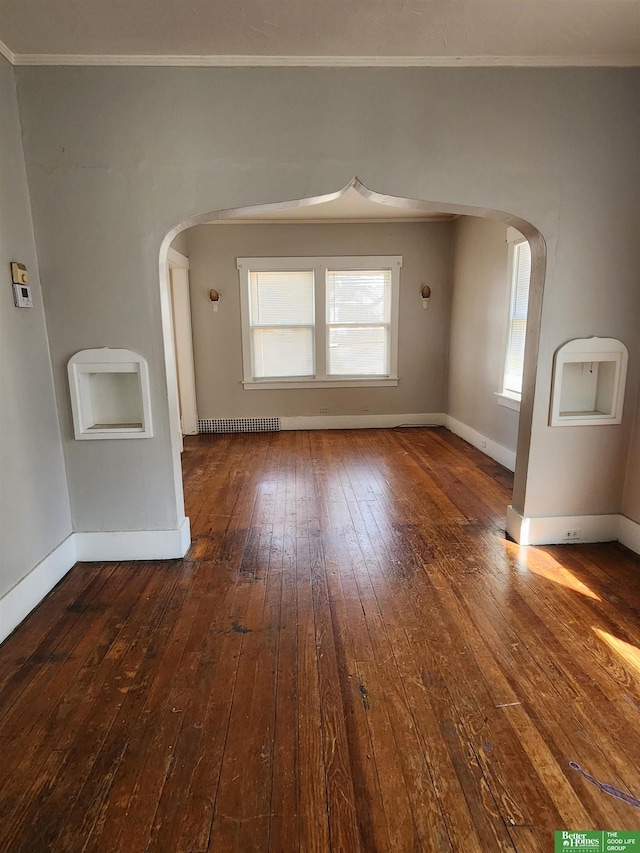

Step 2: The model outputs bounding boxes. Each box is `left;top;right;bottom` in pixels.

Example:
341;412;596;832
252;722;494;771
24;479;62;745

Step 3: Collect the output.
1;427;640;851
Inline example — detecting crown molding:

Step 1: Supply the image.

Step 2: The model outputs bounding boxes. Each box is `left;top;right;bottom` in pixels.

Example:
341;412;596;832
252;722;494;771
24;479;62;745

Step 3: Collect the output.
8;53;640;68
0;39;16;64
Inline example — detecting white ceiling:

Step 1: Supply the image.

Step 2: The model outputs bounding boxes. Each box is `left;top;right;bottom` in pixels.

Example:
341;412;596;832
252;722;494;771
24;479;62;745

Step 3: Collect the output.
0;0;638;65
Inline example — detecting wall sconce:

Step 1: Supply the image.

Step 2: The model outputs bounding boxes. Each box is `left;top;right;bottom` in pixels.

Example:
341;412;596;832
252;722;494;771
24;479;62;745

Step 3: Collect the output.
209;288;221;313
420;285;432;310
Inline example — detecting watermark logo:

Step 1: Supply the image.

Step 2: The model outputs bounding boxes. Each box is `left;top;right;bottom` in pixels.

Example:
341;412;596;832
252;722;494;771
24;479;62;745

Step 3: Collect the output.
555;831;640;852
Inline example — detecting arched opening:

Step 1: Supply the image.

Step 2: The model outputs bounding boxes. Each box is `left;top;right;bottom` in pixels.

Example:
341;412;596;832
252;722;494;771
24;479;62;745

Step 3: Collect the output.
159;177;546;541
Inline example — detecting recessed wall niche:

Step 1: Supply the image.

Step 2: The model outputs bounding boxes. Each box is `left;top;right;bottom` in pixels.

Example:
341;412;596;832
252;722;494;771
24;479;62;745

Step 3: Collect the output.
68;348;153;439
550;337;628;427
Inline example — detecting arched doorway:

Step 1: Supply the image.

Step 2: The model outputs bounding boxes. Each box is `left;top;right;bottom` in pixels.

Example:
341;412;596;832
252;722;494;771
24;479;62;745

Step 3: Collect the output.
159;177;545;542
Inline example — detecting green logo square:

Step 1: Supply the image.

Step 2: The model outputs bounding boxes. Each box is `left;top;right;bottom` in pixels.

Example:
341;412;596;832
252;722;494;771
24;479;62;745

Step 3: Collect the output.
555;831;640;852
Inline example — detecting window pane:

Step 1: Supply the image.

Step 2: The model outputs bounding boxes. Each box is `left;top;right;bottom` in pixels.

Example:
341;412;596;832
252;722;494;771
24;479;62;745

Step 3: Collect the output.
503;238;531;397
328;327;388;376
504;320;527;393
512;243;531;320
327;270;390;324
251;327;314;379
249;270;314;326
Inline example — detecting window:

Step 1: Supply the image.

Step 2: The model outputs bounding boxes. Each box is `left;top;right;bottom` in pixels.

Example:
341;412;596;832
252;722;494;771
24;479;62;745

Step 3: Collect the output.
237;256;401;388
501;233;531;403
247;269;315;379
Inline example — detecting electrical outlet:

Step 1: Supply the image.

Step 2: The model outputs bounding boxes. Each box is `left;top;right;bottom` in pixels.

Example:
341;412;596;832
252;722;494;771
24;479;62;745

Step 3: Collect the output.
320;407;329;413
564;529;581;541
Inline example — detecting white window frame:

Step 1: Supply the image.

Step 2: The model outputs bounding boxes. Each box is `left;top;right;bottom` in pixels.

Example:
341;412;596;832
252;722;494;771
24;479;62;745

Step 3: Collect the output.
237;256;402;389
496;229;530;412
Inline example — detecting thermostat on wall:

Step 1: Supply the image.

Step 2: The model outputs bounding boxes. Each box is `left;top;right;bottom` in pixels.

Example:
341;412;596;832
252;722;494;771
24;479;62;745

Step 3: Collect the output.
10;262;33;308
13;282;33;308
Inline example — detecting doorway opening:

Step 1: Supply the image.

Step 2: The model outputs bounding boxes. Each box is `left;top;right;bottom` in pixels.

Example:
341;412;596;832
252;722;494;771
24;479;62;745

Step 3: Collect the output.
159;177;545;537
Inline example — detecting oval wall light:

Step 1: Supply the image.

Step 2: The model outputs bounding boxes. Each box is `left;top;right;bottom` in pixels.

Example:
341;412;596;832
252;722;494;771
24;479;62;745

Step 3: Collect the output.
420;285;432;310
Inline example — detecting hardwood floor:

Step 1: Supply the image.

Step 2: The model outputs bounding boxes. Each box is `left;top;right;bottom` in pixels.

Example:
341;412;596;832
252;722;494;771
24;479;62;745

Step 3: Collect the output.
1;427;640;851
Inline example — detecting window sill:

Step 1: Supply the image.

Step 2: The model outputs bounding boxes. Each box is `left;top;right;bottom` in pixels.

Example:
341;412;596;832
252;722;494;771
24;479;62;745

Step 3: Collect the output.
494;392;521;412
243;378;399;390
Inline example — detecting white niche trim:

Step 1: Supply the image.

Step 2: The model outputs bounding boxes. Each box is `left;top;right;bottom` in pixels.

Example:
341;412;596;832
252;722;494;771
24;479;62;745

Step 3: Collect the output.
68;348;153;439
550;337;628;427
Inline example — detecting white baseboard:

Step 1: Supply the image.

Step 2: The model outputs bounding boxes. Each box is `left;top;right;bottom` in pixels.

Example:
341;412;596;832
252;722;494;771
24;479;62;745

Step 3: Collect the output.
506;506;623;547
0;534;78;643
445;416;517;472
280;412;446;431
75;517;191;561
618;515;640;556
0;519;192;644
505;506;526;543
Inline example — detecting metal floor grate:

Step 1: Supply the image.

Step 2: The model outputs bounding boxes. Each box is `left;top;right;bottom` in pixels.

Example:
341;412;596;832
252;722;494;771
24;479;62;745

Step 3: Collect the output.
198;417;281;434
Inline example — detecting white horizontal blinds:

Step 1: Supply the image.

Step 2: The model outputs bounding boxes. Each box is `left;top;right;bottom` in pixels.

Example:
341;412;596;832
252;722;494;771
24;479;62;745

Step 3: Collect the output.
249;270;315;379
504;240;532;395
326;269;391;376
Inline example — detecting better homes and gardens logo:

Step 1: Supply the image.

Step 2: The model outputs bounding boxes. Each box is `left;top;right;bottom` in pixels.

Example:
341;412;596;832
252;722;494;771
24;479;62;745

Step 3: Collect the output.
557;833;602;849
555;831;639;852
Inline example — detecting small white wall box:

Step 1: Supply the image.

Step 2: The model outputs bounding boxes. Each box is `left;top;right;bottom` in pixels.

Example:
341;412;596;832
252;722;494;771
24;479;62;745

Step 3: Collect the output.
12;282;33;308
68;348;153;439
550;337;628;427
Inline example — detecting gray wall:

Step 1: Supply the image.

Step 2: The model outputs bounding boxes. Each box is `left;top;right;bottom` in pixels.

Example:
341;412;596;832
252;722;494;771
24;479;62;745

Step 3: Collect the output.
622;376;640;525
448;217;519;452
185;222;453;419
0;57;72;601
13;66;640;531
